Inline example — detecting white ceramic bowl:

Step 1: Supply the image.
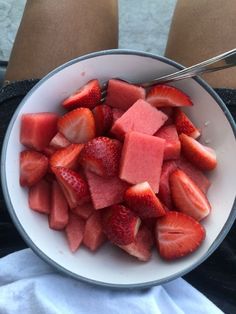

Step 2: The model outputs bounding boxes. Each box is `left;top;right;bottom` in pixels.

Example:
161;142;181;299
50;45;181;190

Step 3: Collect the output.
1;49;236;288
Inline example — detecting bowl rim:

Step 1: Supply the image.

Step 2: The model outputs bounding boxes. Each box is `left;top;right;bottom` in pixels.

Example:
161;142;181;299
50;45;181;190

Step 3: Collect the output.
1;48;236;289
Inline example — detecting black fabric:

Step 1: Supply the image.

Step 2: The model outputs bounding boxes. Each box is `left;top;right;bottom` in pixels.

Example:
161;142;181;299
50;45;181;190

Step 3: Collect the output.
0;81;236;314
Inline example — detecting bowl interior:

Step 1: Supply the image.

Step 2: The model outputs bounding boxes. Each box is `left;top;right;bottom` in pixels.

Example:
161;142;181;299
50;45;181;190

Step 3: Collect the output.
2;51;236;287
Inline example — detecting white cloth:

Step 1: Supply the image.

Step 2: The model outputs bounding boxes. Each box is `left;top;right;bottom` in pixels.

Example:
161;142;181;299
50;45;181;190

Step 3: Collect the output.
0;249;223;314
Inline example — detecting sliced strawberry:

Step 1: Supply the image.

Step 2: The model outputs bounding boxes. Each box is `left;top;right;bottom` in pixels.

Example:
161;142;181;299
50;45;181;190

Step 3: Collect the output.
65;213;85;252
179;133;217;171
83;212;106;251
43;146;56;157
111;107;125;123
155;211;205;260
119;225;154;262
50;143;84;171
20;112;58;151
158;161;177;208
52;167;90;208
174;108;200;139
71;202;94;220
49;132;71;149
124;182;166;219
58;108;95;144
20;150;48;187
62;79;101;110
28;179;51;214
102;205;141;246
169;169;211;221
92;104;113;136
146;84;193;108
49;181;69;230
79;137;122;177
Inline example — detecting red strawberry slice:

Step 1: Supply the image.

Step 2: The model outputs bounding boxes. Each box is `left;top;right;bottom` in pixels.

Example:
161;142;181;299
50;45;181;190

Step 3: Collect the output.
28;179;51;214
174;109;200;139
71;202;94;220
146;84;193;108
50;143;84;171
62;79;101;110
58;108;95;144
179;133;217;171
83;212;106;251
52;167;90;208
20;150;48;187
92;104;113;136
124;182;166;219
65;213;85;252
49;132;71;149
49;181;69;230
111;107;125;123
155;211;205;260
79;137;122;177
169;169;211;221
119;225;154;262
43;146;56;157
103;205;141;246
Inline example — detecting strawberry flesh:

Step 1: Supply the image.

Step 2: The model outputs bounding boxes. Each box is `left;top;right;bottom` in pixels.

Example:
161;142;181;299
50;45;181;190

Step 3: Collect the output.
174;108;200;139
156;211;205;260
92;104;113;136
49;132;71;149
170;169;211;221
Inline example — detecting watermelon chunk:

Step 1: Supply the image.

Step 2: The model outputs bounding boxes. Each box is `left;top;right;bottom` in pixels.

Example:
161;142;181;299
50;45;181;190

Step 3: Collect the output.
65;213;85;252
106;79;145;111
83;212;106;251
158;161;177;208
28;179;51;214
85;170;129;209
155;124;181;160
49;181;69;230
20;113;59;151
71;202;95;220
119;132;165;193
111;99;168;139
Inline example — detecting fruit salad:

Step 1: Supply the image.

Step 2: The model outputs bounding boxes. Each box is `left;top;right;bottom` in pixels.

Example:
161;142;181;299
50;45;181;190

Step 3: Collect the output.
19;78;217;262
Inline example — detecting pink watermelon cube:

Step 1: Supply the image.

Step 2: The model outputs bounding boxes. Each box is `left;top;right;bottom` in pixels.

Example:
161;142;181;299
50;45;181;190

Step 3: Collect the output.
111;99;168;139
158;161;177;208
20;112;59;151
85;170;129;209
119;131;165;193
65;213;85;252
71;202;95;220
106;79;145;111
155;124;180;160
28;179;51;214
83;212;106;251
49;181;69;230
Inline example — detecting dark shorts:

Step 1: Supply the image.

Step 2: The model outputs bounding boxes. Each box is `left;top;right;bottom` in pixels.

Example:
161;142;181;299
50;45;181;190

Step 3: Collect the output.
0;80;236;313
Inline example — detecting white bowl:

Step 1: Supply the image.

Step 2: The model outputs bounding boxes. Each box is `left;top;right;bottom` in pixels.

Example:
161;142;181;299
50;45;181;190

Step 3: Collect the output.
1;49;236;288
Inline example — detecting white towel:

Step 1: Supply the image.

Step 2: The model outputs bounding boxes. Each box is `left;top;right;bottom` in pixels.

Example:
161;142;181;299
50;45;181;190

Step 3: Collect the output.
0;249;223;314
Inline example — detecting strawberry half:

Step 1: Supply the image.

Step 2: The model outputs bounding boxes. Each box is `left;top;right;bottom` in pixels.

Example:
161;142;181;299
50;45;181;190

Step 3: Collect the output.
79;137;122;177
146;84;193;108
52;166;90;208
169;169;211;221
92;104;113;136
102;205;141;246
124;182;166;219
20;150;48;187
49;132;71;149
174;108;200;139
62;79;101;110
155;211;205;260
50;143;84;171
179;133;217;171
58;108;95;144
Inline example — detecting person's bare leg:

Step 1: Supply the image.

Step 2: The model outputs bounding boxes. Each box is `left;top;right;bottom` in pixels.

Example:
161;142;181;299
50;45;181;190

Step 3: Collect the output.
165;0;236;88
5;0;118;81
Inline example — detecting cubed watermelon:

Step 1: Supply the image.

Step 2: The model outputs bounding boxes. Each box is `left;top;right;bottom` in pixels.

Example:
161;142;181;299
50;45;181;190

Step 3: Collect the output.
65;214;85;252
83;212;106;251
20;112;59;151
49;181;69;230
85;170;129;209
106;79;145;110
111;99;168;139
28;179;51;214
71;202;95;220
155;124;181;160
119;132;165;193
